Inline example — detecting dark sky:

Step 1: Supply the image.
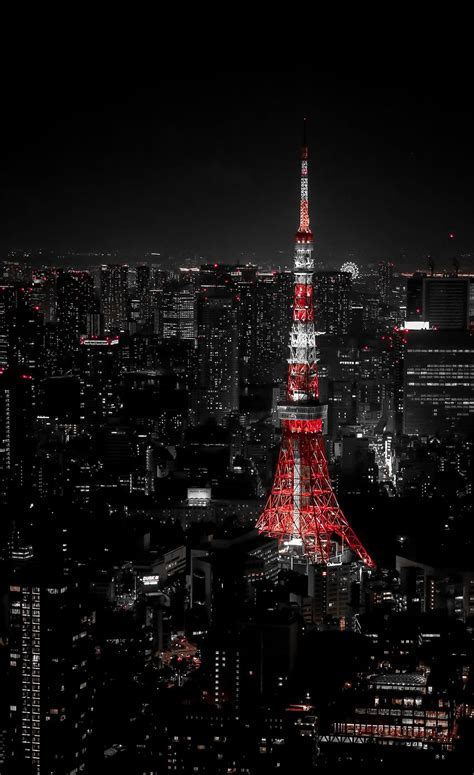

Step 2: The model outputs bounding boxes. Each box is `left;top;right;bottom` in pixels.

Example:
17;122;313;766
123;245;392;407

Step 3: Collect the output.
2;70;474;268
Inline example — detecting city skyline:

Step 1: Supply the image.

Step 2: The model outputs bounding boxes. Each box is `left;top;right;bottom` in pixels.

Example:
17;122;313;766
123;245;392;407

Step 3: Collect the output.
2;72;474;267
1;71;474;773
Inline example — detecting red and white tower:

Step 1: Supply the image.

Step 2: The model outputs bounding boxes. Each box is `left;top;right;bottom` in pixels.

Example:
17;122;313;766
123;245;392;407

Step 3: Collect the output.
256;122;375;568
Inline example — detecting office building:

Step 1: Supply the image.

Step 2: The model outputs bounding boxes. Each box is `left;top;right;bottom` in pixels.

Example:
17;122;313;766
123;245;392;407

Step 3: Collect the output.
314;271;351;335
8;567;96;772
403;330;474;436
407;275;470;330
78;336;121;422
56;270;94;354
0;368;36;494
100;264;129;331
377;261;394;304
196;267;239;423
161;282;197;342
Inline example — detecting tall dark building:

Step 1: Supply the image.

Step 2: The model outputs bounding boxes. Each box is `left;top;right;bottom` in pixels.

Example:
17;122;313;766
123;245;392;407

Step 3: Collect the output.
406;274;424;321
195;265;239;424
100;264;129;331
0;286;18;367
78;336;121;422
30;269;57;324
56;270;94;354
248;272;291;384
161;283;197;342
403;330;474;436
136;263;151;323
423;277;470;330
406;275;470;330
377;261;394;304
0;368;36;494
8;565;96;773
314;271;351;335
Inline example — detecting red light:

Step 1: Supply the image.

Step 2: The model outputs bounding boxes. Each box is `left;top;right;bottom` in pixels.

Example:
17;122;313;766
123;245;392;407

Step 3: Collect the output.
449;232;455;239
213;263;218;268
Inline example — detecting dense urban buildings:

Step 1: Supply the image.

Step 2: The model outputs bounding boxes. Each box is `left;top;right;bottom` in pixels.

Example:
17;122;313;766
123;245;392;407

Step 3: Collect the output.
1;116;474;772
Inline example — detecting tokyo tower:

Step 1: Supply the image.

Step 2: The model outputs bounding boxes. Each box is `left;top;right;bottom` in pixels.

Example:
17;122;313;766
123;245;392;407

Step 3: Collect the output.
256;122;375;568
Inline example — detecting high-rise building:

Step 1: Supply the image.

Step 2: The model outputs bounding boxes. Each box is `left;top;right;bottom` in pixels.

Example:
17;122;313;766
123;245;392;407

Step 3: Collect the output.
56;270;95;353
78;336;121;422
100;264;129;331
8;564;96;772
196;284;239;423
314;271;351;335
136;263;151;323
0;288;44;376
161;283;197;342
0;286;17;367
406;274;424;321
423;277;470;330
403;330;474;436
248;272;291;383
406;275;470;330
377;261;394;304
0;368;36;494
30;268;57;324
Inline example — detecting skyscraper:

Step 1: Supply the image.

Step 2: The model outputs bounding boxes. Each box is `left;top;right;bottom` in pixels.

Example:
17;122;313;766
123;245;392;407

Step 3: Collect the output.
403;330;474;436
377;261;394;304
56;270;94;353
78;336;121;422
0;286;18;367
423;277;470;330
0;368;36;495
406;275;470;330
314;271;351;335
136;263;152;323
248;272;291;383
100;264;129;331
161;282;197;342
8;564;96;772
196;266;239;424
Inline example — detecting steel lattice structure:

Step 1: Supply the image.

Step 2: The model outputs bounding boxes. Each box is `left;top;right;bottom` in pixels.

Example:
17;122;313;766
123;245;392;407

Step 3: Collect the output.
256;122;375;568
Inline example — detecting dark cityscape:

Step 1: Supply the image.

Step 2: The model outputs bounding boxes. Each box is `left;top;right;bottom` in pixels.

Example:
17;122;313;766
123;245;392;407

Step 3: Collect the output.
1;73;474;773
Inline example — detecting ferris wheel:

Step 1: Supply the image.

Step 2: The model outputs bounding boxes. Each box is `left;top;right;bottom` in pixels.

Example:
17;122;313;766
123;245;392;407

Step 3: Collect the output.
340;260;360;280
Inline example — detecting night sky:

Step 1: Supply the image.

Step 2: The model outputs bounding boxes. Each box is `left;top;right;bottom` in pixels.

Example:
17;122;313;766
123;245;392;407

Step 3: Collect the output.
2;71;474;268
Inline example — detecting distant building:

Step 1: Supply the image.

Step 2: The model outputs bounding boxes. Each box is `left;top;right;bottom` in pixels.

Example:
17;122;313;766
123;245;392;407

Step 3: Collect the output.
56;270;94;353
403;330;474;436
406;275;470;330
0;368;36;494
424;277;470;330
136;263;151;322
161;283;197;342
78;336;121;421
377;261;394;304
196;267;239;423
314;271;351;335
248;272;291;383
100;264;129;331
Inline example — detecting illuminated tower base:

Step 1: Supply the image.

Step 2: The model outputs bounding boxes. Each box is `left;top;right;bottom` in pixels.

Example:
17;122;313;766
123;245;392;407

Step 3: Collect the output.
257;407;374;568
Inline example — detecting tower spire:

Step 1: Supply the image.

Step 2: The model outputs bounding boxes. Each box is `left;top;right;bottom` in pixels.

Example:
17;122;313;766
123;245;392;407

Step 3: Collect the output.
256;128;375;569
297;117;311;237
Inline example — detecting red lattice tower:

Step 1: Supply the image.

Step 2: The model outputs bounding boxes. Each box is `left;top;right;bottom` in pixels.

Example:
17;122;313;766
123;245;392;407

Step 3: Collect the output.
256;121;375;567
